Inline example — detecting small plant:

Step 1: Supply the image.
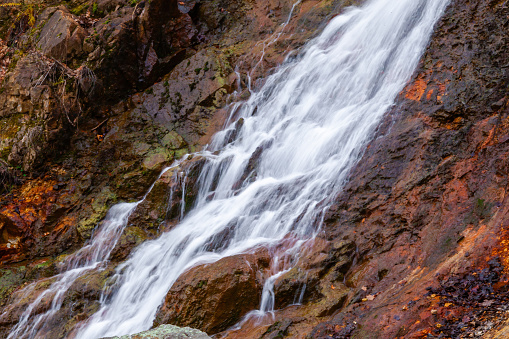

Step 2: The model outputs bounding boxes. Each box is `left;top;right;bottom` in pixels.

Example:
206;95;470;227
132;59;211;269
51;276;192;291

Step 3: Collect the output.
1;1;37;45
0;160;20;193
0;2;35;25
70;3;88;16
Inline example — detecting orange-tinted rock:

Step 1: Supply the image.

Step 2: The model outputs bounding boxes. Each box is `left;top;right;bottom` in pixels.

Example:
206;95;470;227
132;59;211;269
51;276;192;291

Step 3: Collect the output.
0;178;79;264
154;250;270;334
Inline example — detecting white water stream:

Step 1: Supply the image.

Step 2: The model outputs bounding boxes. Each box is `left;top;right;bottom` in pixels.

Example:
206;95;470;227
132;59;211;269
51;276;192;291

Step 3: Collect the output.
76;0;449;336
6;0;450;337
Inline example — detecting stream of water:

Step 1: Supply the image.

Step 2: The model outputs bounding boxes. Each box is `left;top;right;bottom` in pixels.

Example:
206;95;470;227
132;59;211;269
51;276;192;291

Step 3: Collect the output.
5;0;450;337
76;0;449;336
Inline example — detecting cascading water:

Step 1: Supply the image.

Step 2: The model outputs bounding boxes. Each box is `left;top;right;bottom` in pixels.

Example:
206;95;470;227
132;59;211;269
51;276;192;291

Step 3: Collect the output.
6;0;450;337
3;168;173;339
74;0;449;337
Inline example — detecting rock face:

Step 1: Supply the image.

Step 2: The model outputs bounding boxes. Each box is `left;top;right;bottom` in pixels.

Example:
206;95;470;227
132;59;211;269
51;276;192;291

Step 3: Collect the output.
202;0;509;338
37;9;87;60
0;0;355;337
225;0;509;337
1;0;508;338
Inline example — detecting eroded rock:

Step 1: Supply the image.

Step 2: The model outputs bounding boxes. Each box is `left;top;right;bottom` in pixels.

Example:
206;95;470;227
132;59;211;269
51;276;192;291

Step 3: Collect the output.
38;9;86;61
154;250;270;334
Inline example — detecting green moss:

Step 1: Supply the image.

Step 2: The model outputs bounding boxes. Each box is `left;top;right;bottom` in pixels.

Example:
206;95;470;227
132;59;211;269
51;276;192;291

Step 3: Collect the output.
78;187;118;239
70;3;89;16
78;213;104;239
161;131;186;150
174;148;188;159
0;268;26;307
8;56;19;71
142;148;173;170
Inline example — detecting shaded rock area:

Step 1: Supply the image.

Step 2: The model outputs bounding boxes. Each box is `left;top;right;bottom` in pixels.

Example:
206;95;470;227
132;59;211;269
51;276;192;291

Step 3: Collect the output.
103;324;210;339
110;155;206;262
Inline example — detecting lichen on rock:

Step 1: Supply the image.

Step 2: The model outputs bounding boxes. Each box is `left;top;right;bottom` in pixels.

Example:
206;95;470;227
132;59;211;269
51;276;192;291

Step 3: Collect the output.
103;324;210;339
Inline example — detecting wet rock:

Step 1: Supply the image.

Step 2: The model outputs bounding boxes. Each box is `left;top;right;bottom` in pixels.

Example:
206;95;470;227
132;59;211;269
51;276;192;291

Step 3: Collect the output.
111;156;205;262
272;239;355;313
77;186;117;239
305;0;509;337
0;266;114;338
103;324;210;339
154;250;270;334
0;276;58;332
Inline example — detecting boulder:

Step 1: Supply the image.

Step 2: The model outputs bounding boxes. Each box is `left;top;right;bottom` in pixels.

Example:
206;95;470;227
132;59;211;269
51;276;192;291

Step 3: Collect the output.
154;250;270;334
37;9;86;61
103;324;210;339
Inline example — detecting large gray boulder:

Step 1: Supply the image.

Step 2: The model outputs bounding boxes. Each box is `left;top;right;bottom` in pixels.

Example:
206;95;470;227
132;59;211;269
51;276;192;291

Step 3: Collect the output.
103;324;210;339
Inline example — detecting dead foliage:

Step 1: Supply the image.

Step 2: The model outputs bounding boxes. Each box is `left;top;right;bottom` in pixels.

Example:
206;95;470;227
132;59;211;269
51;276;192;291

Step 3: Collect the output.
0;159;20;194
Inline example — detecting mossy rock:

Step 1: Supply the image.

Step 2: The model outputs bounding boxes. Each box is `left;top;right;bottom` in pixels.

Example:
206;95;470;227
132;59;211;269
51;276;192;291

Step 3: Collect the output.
161;131;186;150
103;324;210;338
77;187;118;239
0;268;26;307
142;148;173;171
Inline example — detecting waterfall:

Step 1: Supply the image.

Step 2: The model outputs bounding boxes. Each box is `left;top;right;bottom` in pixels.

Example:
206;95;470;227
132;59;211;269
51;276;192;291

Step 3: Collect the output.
75;0;449;336
6;0;450;337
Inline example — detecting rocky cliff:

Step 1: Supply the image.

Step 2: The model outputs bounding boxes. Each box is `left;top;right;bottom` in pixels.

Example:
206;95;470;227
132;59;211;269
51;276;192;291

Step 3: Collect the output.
1;0;508;338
